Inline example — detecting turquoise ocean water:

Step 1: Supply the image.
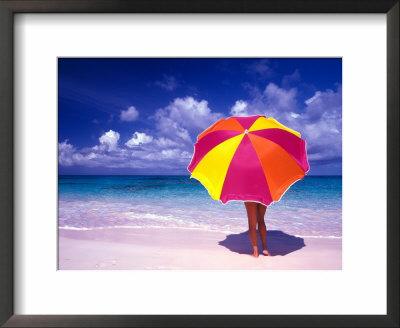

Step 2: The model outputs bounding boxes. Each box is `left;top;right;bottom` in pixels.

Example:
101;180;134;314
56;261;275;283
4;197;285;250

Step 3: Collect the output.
58;175;342;238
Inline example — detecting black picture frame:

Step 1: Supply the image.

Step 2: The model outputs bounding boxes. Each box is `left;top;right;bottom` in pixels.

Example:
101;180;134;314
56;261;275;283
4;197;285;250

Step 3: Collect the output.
0;0;398;327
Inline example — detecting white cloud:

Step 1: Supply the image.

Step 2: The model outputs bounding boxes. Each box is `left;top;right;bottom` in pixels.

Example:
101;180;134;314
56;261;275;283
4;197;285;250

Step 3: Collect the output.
59;140;101;167
58;140;76;166
86;152;97;159
120;106;139;122
247;59;272;76
149;96;224;158
125;132;153;148
282;69;301;87
60;80;341;173
304;92;320;105
141;148;191;161
61;96;227;171
181;151;192;159
303;87;342;123
299;86;342;163
161;149;182;159
230;100;249;116
152;114;192;145
60;128;193;171
263;83;298;113
153;137;179;148
229;82;299;119
99;130;120;151
158;96;223;134
136;96;225;168
155;75;179;91
230;82;342;166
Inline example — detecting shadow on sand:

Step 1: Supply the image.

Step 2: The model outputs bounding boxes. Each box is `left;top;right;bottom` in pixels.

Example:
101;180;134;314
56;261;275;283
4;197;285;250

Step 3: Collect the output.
218;230;305;256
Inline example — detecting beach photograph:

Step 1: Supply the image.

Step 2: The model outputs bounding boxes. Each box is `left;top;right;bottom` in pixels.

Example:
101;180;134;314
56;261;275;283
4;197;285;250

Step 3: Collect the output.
58;58;342;270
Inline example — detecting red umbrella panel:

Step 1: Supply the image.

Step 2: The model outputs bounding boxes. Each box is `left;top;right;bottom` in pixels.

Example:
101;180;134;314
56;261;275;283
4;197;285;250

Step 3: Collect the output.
187;115;309;206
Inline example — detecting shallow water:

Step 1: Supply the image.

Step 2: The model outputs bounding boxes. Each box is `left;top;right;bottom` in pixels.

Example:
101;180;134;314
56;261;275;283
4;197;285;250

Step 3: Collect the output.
58;175;342;237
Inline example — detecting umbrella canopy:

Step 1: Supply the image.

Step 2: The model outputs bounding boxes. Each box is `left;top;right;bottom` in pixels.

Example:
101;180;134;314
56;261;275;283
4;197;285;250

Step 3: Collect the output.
187;115;309;206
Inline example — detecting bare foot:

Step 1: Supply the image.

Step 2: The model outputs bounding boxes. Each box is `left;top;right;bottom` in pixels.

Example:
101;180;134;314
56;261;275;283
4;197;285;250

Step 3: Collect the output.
251;246;259;258
263;250;271;256
250;251;259;258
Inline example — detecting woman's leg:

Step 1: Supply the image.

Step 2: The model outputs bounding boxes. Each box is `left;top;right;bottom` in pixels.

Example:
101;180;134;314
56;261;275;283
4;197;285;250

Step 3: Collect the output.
257;203;271;256
244;202;259;257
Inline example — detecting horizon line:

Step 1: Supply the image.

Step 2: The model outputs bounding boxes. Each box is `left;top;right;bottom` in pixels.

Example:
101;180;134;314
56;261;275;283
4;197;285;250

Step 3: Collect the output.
58;174;342;177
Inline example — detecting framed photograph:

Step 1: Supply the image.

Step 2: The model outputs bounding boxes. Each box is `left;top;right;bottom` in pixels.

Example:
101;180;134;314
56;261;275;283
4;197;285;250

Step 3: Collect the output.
0;1;398;327
57;57;342;271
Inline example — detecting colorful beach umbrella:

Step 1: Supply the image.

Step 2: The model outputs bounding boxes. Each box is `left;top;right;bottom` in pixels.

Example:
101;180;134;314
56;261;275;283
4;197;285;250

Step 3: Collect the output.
187;115;309;206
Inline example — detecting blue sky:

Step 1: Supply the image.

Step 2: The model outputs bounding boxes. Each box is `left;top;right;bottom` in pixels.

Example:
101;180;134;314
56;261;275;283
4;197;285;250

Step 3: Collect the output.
58;58;342;175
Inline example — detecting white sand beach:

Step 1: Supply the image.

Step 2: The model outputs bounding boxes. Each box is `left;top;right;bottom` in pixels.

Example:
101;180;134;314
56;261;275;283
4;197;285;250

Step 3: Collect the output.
59;227;341;270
